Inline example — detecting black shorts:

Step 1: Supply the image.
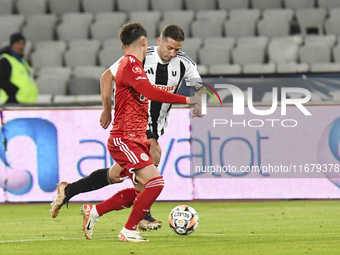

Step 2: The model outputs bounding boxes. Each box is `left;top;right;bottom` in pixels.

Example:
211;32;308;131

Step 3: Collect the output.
146;129;159;140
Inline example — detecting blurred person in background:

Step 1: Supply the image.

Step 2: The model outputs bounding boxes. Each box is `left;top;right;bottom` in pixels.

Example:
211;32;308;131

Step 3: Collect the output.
0;32;38;104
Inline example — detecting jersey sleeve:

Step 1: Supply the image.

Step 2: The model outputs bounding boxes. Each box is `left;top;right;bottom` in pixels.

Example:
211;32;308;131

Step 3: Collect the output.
184;64;203;90
124;62;187;104
109;56;124;77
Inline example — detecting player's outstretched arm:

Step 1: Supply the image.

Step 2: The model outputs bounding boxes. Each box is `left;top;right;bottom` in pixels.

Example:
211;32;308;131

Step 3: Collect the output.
100;69;114;129
192;88;205;118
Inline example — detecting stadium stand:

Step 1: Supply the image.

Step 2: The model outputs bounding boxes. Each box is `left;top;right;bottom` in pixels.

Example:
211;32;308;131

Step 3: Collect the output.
3;0;340;100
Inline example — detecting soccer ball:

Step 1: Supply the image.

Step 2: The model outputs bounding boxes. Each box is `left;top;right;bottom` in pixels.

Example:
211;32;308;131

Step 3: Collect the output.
168;205;199;235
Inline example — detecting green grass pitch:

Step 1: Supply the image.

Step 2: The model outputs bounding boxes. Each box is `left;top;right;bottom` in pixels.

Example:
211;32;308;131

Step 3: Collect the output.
0;200;339;255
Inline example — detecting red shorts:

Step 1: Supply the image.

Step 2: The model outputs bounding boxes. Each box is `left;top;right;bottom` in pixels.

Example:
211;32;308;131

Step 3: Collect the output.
107;135;153;183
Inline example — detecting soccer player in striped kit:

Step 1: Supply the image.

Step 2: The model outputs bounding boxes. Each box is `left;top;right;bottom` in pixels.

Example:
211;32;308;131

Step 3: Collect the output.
50;24;204;238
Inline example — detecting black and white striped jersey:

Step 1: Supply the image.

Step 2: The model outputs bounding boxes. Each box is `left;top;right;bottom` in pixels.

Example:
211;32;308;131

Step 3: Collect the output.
109;46;201;139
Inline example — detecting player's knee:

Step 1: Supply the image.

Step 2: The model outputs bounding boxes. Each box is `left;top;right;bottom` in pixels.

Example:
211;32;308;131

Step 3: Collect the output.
108;171;122;184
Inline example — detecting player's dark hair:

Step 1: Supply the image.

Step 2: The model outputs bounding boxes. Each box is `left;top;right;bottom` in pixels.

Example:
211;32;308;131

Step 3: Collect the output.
161;24;185;42
119;22;147;46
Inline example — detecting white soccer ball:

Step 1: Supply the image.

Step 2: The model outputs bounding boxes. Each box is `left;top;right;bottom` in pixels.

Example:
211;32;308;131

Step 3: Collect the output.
168;205;199;235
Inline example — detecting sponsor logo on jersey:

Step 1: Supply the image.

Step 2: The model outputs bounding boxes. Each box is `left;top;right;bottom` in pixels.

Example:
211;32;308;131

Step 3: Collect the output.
129;56;135;63
140;153;149;161
135;76;147;80
132;66;142;74
152;84;177;92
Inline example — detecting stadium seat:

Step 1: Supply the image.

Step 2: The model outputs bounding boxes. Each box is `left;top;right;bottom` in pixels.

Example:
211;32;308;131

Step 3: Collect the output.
196;10;228;23
0;0;13;14
283;0;315;10
243;63;276;74
73;65;106;79
299;44;331;65
158;10;195;37
276;62;309;73
98;46;124;67
150;0;183;11
68;39;101;52
22;22;55;43
184;0;217;11
296;8;327;35
196;64;209;75
0;14;25;27
94;11;127;22
56;21;89;42
204;37;235;49
178;37;202;63
61;12;94;26
257;18;290;38
26;13;58;27
332;44;340;62
82;0;115;14
251;0;282;10
34;40;67;53
90;19;124;41
237;36;268;49
36;75;68;95
117;0;149;12
232;45;265;65
198;45;230;65
310;63;340;72
147;37;159;47
53;95;77;103
318;0;340;13
329;8;340;18
304;35;336;48
49;0;81;15
191;20;223;38
68;77;100;95
37;66;72;82
128;11;162;38
75;95;103;103
217;0;249;10
102;38;122;49
229;9;261;21
268;37;299;63
36;94;53;104
325;17;340;37
224;19;256;38
16;0;46;16
0;21;21;46
262;8;294;22
64;48;97;67
209;64;242;74
30;48;63;68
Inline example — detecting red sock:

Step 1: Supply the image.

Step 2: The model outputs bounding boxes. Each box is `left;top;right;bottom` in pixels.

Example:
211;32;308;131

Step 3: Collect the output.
96;188;139;216
125;176;164;230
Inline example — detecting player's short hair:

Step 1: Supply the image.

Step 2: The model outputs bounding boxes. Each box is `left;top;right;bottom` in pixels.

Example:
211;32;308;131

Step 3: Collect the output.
119;22;147;46
160;24;185;42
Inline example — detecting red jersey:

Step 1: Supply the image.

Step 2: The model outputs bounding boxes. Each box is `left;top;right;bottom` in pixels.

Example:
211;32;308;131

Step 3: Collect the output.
112;55;187;143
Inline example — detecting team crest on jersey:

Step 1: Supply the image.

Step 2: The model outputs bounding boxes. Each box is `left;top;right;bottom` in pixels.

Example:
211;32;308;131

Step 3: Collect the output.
172;70;177;76
140;153;149;161
132;66;142;74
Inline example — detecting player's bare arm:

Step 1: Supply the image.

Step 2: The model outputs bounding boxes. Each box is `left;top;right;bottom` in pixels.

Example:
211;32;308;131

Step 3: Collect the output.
100;69;114;129
192;88;205;118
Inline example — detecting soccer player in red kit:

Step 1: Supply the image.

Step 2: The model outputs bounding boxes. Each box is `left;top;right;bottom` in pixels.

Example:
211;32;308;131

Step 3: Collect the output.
79;22;200;242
